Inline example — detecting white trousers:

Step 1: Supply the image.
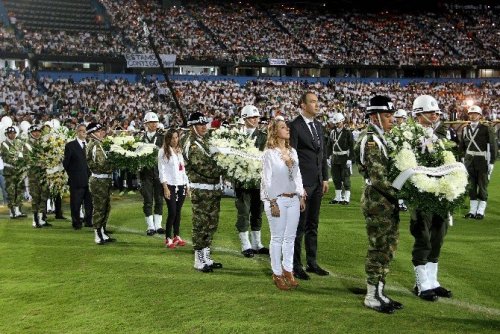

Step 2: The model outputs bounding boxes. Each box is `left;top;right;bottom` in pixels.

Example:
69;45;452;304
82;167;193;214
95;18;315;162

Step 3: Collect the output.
264;196;300;275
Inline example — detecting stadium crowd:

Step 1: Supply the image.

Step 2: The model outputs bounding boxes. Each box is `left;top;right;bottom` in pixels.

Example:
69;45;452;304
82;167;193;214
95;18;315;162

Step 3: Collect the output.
1;70;498;133
0;1;498;66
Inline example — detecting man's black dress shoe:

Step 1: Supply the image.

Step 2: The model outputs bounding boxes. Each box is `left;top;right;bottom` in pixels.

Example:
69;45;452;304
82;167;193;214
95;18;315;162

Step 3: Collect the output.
72;224;82;230
293;268;310;280
433;286;452;298
306;265;330;276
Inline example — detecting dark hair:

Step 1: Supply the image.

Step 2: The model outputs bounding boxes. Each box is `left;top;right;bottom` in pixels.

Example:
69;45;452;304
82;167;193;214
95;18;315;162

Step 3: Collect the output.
299;91;316;106
162;128;179;160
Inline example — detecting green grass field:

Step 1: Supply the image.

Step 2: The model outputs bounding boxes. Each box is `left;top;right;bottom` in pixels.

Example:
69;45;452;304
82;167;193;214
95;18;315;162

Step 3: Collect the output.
1;165;499;334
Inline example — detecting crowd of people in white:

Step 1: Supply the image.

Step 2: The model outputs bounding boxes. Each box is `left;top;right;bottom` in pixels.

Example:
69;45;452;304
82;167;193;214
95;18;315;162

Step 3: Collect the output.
1;1;498;66
0;70;498;134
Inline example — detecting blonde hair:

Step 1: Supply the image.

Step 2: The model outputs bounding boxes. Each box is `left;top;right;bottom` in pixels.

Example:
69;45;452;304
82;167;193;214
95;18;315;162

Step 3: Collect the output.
266;117;291;149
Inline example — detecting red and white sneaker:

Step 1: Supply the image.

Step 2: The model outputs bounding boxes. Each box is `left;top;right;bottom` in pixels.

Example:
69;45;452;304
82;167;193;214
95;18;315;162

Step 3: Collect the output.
173;235;186;247
165;238;176;249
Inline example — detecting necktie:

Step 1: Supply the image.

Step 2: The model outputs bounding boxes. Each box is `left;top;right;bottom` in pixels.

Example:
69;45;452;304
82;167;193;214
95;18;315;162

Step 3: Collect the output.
309;122;320;149
82;141;86;150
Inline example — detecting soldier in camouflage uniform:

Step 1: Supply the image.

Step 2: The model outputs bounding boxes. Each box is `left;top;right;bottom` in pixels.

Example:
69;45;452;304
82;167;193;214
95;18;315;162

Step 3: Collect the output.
86;122;115;245
0;126;27;218
355;95;401;314
410;95;454;302
183;112;223;273
235;105;269;258
139;111;165;236
24;124;51;228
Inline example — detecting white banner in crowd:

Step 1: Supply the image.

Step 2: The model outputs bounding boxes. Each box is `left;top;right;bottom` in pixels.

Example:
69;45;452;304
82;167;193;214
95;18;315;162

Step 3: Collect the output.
268;58;287;66
124;54;176;68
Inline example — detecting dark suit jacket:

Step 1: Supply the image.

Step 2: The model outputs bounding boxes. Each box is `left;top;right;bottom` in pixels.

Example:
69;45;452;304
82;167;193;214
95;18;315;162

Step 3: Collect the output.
63;139;90;188
289;115;329;187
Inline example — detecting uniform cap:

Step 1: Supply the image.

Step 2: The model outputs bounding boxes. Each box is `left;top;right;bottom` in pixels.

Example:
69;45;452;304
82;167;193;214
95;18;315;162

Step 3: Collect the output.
86;122;104;134
366;95;395;115
187;112;209;126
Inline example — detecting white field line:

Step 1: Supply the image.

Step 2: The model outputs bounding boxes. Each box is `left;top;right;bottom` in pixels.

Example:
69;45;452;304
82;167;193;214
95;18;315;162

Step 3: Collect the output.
110;224;500;317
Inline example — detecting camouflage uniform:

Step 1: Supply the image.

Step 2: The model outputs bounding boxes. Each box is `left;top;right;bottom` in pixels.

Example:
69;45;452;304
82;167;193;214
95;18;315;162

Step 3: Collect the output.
86;138;113;230
1;137;26;215
355;124;399;286
184;132;223;250
24;137;49;215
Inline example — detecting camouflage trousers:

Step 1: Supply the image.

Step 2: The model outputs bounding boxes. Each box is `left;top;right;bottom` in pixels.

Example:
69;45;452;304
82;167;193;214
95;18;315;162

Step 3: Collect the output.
28;173;49;213
5;173;23;209
191;188;221;250
89;177;112;229
362;186;400;285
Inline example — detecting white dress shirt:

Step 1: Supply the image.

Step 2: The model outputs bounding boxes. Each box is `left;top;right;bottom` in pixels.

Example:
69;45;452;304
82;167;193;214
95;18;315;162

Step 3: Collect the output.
158;147;189;186
77;139;86;149
260;148;304;201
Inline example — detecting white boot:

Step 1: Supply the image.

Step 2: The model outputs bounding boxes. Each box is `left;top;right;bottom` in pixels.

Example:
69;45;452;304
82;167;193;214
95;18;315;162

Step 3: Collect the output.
239;231;252;251
465;200;478;218
32;213;41;228
94;229;105;245
100;227;114;242
414;265;438;301
194;249;212;272
344;190;351;203
14;206;26;217
203;247;222;269
414;265;433;294
250;230;265;251
364;283;393;313
476;201;487;218
153;214;164;233
377;280;403;309
38;212;50;226
335;190;342;202
425;262;440;289
145;215;155;235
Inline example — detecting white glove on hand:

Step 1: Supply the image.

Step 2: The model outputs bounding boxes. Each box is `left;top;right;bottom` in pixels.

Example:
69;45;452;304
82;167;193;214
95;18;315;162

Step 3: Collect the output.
488;164;494;180
346;160;352;174
24;188;32;201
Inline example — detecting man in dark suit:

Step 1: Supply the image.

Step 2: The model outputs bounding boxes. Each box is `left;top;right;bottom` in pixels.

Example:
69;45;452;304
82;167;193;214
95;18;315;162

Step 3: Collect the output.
63;123;93;230
289;91;330;280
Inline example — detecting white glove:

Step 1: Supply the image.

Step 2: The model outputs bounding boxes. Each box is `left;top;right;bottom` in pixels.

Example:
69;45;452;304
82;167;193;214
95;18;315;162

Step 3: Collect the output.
346;160;352;174
488;164;494;180
24;188;32;201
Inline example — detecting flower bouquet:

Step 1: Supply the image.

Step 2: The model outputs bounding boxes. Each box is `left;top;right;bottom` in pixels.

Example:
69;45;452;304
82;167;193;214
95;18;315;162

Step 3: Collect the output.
102;135;158;172
37;131;69;197
208;127;263;189
386;119;468;218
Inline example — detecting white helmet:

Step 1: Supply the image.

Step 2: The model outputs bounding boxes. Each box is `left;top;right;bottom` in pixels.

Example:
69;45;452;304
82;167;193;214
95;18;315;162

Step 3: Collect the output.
468;105;482;115
241;105;261;119
144;111;159;123
329;113;345;124
394;109;408;119
412;95;440;114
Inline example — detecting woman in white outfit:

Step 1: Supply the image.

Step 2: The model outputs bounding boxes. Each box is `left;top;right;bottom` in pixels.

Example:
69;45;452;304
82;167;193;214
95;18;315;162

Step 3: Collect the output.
261;117;305;290
158;129;190;248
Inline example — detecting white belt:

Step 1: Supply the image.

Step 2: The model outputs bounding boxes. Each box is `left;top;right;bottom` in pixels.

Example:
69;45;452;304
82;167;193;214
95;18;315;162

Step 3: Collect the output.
332;150;349;156
91;173;112;179
3;163;13;168
466;150;487;157
190;182;221;191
